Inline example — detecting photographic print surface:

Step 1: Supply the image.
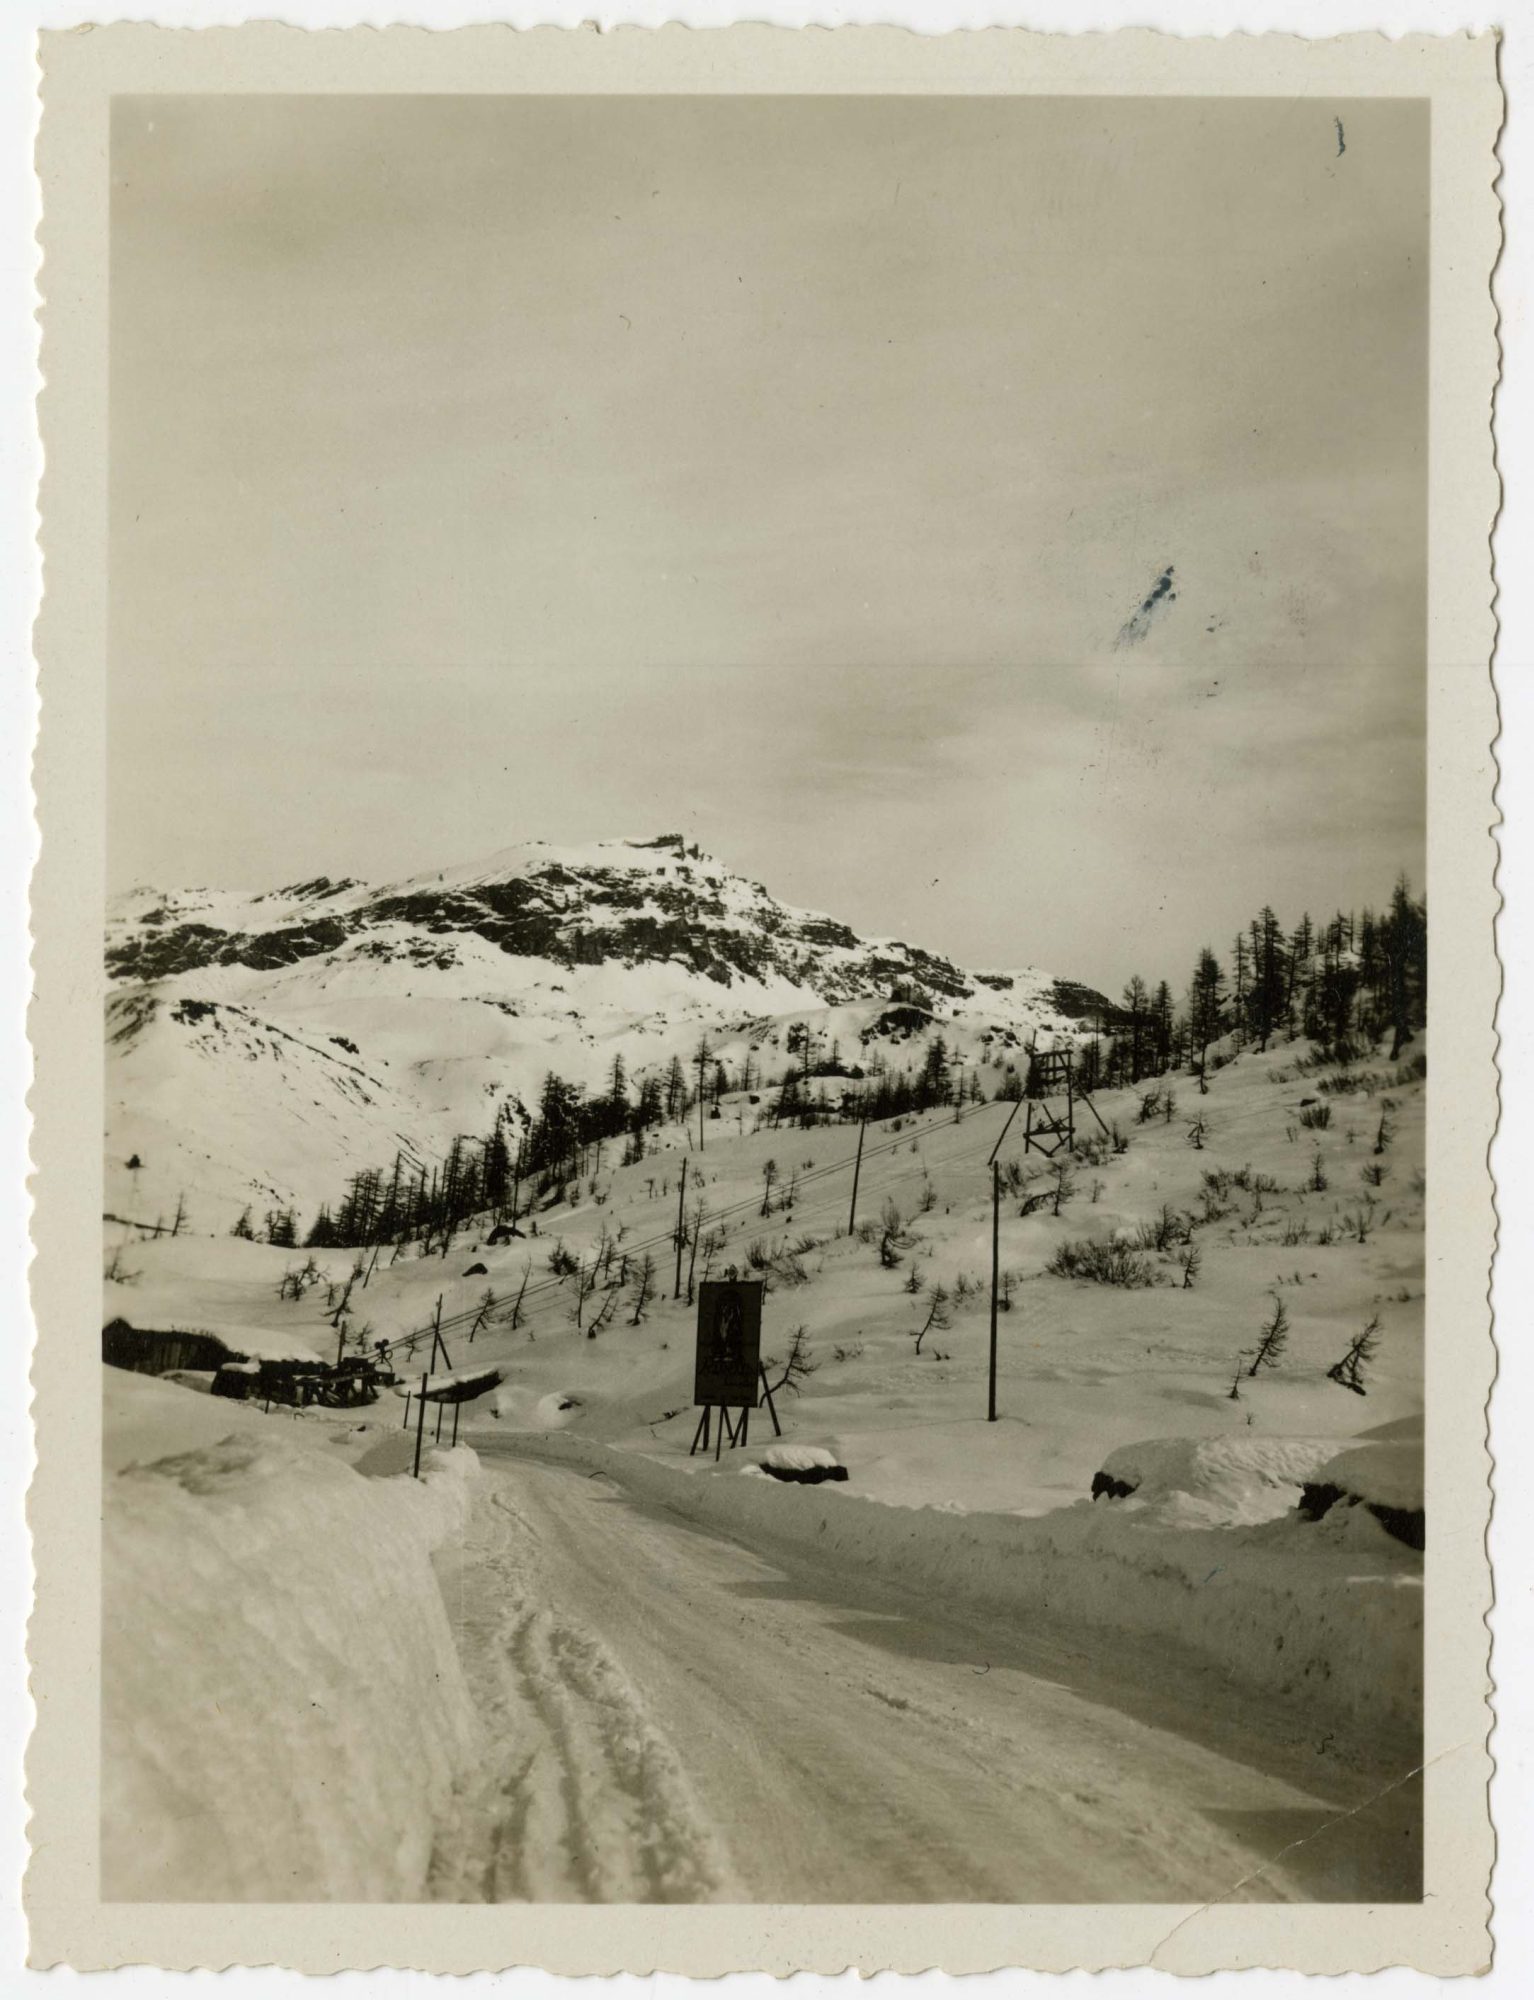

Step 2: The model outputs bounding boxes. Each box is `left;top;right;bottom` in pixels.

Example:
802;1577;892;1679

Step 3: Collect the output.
29;23;1500;1978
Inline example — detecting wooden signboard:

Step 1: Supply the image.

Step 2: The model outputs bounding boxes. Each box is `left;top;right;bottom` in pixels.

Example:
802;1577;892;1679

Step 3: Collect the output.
694;1279;763;1408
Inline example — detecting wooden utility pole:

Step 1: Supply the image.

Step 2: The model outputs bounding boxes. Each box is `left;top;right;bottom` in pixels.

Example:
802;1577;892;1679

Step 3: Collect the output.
673;1158;689;1298
845;1114;868;1236
412;1371;428;1478
986;1096;1022;1426
988;1161;1000;1423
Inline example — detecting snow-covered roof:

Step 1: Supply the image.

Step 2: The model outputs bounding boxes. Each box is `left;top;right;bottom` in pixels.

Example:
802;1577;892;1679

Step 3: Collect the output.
391;1362;504;1403
107;1316;325;1365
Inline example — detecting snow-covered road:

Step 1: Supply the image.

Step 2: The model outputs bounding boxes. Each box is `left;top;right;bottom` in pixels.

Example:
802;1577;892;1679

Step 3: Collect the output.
424;1451;1419;1905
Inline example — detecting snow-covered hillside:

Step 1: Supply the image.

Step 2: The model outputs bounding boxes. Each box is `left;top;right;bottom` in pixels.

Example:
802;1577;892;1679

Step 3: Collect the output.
107;1034;1425;1507
102;1038;1426;1898
105;835;1114;1229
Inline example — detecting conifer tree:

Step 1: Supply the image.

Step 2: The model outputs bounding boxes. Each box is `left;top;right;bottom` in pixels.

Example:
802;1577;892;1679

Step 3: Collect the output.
1188;947;1224;1088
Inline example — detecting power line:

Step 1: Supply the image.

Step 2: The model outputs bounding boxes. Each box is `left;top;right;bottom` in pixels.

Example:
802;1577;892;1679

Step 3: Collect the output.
386;1099;1018;1352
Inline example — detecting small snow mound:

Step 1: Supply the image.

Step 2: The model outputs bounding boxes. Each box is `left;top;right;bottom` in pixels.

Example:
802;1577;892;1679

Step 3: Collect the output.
764;1443;840;1472
536;1391;585;1429
1304;1494;1404;1552
486;1385;585;1429
1314;1442;1423;1514
1353;1411;1424;1445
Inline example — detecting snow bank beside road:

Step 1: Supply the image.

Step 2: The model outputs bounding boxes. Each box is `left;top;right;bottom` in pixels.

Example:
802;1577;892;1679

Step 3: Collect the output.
485;1430;1421;1755
1094;1435;1343;1528
104;1372;482;1901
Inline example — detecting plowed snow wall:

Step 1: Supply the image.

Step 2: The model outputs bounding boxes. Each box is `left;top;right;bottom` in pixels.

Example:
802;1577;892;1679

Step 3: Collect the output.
104;1438;482;1901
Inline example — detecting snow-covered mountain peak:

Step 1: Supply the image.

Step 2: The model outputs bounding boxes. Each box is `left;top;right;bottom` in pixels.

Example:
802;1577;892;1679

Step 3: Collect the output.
104;837;1117;1225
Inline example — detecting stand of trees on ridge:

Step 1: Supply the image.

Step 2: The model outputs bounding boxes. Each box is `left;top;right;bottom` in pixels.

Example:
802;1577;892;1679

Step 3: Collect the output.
251;879;1425;1252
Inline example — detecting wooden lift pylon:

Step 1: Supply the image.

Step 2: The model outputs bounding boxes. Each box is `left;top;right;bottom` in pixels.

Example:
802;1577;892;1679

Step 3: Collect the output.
1022;1046;1110;1160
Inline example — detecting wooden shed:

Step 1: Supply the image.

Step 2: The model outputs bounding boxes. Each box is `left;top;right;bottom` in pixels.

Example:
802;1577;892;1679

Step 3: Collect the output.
102;1317;233;1377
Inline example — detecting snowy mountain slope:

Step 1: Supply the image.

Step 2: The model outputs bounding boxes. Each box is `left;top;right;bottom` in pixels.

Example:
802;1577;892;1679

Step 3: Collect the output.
105;835;1115;1227
102;1034;1426;1903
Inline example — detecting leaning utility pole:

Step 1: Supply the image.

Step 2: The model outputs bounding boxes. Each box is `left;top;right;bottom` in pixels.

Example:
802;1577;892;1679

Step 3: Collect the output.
847;1114;867;1237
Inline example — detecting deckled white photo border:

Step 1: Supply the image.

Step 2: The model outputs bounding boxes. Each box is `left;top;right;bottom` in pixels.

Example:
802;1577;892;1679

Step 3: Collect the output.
24;18;1502;1977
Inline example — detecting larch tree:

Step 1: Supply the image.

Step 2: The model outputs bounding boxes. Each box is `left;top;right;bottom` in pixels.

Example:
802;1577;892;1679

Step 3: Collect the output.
1187;947;1224;1089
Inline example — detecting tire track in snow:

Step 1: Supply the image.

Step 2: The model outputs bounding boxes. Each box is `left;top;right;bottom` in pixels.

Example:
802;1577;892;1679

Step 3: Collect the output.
428;1488;731;1903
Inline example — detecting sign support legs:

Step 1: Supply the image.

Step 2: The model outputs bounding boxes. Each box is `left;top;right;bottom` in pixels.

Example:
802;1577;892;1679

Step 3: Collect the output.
690;1398;765;1454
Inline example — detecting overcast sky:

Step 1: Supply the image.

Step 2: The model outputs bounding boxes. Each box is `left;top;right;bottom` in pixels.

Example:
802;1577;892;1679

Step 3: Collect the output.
109;93;1426;994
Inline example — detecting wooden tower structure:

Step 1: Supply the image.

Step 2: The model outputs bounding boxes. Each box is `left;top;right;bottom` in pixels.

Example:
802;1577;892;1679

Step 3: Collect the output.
1021;1045;1109;1159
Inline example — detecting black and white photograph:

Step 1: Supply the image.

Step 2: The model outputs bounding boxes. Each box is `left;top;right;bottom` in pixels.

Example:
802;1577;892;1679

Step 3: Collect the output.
23;20;1504;1976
